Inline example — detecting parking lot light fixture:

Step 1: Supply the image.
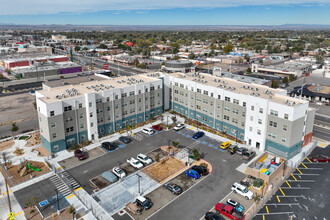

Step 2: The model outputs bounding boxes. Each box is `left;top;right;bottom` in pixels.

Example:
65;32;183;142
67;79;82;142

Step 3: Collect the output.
136;173;142;195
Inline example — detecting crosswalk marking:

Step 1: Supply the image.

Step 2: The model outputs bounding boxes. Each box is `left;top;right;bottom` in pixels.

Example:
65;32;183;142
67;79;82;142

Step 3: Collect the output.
49;171;80;197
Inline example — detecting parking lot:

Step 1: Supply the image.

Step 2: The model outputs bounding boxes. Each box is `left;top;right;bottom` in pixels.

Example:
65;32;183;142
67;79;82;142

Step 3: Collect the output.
254;146;330;220
50;127;249;219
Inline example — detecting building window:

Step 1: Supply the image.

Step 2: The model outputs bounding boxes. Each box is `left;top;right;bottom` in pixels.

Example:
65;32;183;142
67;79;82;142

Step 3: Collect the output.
269;121;277;128
91;122;94;127
225;96;230;102
249;127;253;132
96;98;102;104
259;108;263;114
281;137;286;143
79;103;82;108
258;119;262;124
242;112;246;117
270;110;279;116
250;116;253;121
67;138;75;145
211;93;213;97
51;122;56;128
107;106;111;111
122;93;127;98
224;115;230;121
232;109;238;114
129;91;135;96
108;116;111;120
50;111;54;116
158;85;161;89
197;88;201;93
97;108;103;113
90;113;93;117
138;90;141;94
241;122;245;127
81;135;86;140
283;125;288;131
251;105;254;111
107;97;110;102
80;113;84;119
115;95;118;99
53;145;59;151
52;133;57;138
203;90;208;95
115;104;119;108
145;88;148;92
267;132;276;139
89;102;92;107
80;124;84;129
232;118;238;124
257;129;261;135
233;99;239;104
284;113;289;119
217;104;221;108
218;95;221;99
243;102;246;107
224;106;230;111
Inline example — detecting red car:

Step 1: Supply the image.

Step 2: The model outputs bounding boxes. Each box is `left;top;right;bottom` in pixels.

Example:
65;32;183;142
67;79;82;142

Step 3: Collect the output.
152;125;163;131
311;155;330;162
74;149;87;160
215;203;244;220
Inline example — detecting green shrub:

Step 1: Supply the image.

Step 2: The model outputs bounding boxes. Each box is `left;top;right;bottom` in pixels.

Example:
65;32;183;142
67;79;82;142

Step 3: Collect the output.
253;178;263;188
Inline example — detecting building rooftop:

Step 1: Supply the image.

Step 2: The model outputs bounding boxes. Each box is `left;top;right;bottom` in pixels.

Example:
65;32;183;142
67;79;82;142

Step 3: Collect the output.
12;61;80;74
170;72;307;106
38;73;161;103
43;75;106;88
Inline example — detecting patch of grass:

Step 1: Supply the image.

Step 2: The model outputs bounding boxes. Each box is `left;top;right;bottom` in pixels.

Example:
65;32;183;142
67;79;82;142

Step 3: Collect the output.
19;136;29;140
13;147;24;156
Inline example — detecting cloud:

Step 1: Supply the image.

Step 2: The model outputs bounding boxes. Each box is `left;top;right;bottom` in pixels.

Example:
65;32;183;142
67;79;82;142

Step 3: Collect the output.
0;0;328;15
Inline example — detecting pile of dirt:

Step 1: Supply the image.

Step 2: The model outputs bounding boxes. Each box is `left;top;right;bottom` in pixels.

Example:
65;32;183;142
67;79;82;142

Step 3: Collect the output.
143;156;185;182
25;132;41;147
0;139;14;151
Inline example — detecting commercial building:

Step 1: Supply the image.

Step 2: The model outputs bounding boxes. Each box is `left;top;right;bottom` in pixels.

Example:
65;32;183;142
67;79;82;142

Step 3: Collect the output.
251;63;311;78
166;72;315;159
162;60;195;73
36;73;164;153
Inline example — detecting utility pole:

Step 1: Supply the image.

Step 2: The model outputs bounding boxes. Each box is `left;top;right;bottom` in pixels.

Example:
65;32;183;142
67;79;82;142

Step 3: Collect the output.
1;153;12;213
136;174;141;195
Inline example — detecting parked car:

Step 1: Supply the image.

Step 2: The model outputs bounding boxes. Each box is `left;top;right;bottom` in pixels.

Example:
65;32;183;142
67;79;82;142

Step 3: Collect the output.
192;131;205;139
142;128;155;135
205;212;225;220
112;167;126;179
226;199;244;213
135;196;153;210
214;203;244;220
127;157;144;169
102;142;118;151
191;165;209;176
152;125;163;131
137;153;153;165
163;182;183;195
236;147;248;155
311;155;330;162
74;149;88;160
101;171;118;183
220;141;232;150
185;169;201;179
119;136;131;144
242;150;256;160
231;182;254;200
228;145;239;155
173;123;186;131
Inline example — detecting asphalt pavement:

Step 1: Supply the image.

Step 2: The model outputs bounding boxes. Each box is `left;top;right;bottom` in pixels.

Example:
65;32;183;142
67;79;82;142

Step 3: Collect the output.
254;146;330;220
313;126;330;141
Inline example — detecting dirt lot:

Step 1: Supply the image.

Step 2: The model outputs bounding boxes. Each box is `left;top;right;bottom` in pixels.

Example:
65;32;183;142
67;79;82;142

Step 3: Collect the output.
24;206;80;220
146;148;166;161
59;147;105;170
0;93;37;125
25;132;41;147
0;161;51;185
143;157;186;182
0;139;14;151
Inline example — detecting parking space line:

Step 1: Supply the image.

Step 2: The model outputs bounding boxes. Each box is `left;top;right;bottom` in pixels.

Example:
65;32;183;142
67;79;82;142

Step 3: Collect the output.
257;212;294;216
277;196;280;203
281;187;310;189
266;203;299;206
301;163;308;169
285;181;291;188
277;195;304;198
265;206;269;214
298;167;322;170
279;188;285;196
292;173;319;175
74;187;82;192
66;194;75;199
190;127;195;130
287;179;315;182
296;168;302;174
306;158;312;163
291;174;297;181
263;215;265;220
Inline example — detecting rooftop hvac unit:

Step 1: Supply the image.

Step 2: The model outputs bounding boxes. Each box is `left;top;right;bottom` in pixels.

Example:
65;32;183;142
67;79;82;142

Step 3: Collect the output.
56;95;62;99
250;92;255;96
61;94;66;98
255;93;260;97
254;88;259;91
70;93;74;97
87;86;91;89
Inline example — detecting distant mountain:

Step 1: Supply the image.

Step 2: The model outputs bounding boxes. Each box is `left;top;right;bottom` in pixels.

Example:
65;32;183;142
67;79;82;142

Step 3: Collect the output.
0;24;330;31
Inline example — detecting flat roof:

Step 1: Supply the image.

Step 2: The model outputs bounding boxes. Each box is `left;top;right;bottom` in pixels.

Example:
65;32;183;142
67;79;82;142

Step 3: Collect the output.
38;73;161;103
170;72;307;106
43;75;106;88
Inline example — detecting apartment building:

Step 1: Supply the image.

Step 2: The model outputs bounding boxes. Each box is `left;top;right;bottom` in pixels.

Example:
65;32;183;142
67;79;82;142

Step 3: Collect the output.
165;72;315;159
36;73;164;153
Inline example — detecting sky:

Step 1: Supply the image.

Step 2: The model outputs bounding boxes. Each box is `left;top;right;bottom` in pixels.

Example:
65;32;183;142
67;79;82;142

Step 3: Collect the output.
0;0;329;25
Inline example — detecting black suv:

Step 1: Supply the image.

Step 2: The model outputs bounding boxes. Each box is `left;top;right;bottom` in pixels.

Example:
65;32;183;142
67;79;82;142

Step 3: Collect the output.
119;136;131;144
135;196;153;210
191;165;209;176
102;142;118;151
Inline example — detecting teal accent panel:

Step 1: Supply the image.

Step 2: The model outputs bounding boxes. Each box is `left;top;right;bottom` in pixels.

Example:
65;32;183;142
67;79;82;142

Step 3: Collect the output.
265;139;303;159
222;122;245;141
41;135;66;154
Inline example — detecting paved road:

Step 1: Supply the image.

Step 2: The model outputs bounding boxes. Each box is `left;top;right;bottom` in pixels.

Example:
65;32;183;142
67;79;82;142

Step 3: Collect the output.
314;114;330;128
313;126;330;141
0;118;38;138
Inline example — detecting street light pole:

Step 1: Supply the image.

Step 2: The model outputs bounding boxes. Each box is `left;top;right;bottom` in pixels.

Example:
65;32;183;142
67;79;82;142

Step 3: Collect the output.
55;189;59;211
136;173;142;195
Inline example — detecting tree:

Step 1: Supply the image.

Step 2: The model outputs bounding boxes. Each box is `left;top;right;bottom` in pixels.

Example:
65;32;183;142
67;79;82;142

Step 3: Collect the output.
188;53;195;59
172;55;180;60
11;122;19;137
223;43;234;54
171;116;177;124
316;55;324;65
247;67;251;73
98;43;108;49
74;46;81;52
32;101;37;110
192;148;200;160
288;74;294;82
244;54;250;62
282;77;289;84
271;80;279;88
